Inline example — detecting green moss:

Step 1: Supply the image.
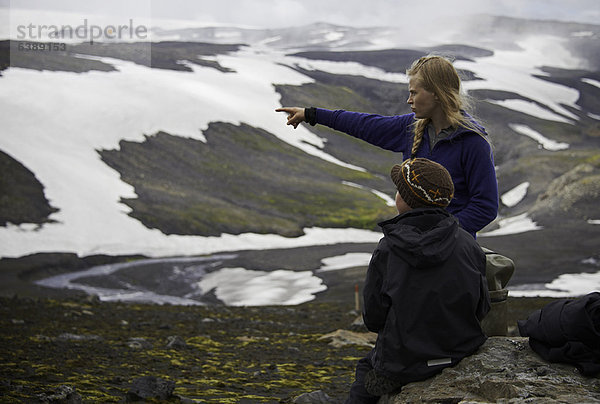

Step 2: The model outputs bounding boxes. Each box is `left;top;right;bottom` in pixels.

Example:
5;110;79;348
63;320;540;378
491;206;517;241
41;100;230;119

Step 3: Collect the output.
0;297;372;402
187;335;223;348
584;153;600;166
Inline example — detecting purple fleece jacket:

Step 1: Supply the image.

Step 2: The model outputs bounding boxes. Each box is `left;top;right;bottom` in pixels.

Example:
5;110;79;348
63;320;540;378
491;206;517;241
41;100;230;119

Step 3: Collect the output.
315;108;499;237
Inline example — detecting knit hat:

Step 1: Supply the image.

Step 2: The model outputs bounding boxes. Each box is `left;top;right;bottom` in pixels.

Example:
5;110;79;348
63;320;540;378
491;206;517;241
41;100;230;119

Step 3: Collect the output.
390;158;454;208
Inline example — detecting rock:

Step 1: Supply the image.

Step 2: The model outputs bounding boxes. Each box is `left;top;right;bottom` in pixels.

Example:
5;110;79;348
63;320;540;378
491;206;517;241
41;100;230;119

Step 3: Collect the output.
85;294;101;304
350;315;368;332
379;337;600;403
236;335;269;343
126;337;153;350
175;394;198;404
36;385;82;403
126;376;175;402
531;163;600;220
318;329;376;348
536;365;551;376
293;389;335;403
166;335;187;349
57;333;102;342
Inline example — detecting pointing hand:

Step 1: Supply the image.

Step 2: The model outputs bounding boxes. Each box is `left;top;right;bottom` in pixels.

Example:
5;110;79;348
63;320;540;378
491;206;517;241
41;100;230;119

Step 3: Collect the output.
276;107;306;129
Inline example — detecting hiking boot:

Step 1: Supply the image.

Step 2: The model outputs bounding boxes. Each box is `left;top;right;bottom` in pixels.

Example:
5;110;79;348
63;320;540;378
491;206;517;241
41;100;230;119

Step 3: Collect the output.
364;369;403;396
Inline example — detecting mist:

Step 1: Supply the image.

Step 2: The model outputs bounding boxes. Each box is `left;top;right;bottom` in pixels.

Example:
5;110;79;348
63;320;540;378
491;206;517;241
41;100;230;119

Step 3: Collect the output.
3;0;599;30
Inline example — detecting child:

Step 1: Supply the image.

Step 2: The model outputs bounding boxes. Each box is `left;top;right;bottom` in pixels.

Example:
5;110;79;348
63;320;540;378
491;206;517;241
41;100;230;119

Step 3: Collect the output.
347;158;491;403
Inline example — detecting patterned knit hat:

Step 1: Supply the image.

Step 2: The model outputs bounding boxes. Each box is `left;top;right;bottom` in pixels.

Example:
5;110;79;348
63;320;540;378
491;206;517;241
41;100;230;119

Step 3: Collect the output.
390;158;454;208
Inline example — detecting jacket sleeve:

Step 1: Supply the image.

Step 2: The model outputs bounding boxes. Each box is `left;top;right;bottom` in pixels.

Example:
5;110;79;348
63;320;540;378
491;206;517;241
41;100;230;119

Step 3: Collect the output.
362;242;392;333
456;134;499;235
315;108;413;153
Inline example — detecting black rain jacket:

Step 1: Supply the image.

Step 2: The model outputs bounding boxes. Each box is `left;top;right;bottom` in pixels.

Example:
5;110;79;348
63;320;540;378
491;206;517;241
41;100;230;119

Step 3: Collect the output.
518;292;600;376
363;208;490;383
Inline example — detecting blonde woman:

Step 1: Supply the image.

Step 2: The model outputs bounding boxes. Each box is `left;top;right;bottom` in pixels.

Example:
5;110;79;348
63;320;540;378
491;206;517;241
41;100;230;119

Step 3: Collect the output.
277;55;498;237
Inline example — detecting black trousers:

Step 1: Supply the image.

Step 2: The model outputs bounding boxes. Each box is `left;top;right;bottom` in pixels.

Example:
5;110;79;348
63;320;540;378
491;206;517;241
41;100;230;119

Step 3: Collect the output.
345;356;380;404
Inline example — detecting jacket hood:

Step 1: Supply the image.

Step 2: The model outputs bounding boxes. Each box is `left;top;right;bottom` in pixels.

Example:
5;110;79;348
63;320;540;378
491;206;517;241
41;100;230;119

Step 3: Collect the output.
379;208;459;268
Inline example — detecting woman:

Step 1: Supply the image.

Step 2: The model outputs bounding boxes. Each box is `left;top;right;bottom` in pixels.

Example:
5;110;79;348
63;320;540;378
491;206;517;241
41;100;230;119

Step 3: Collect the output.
277;55;498;237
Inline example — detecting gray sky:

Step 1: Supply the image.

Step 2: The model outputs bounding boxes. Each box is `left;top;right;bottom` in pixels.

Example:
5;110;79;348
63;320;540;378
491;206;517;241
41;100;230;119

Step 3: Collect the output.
2;0;599;28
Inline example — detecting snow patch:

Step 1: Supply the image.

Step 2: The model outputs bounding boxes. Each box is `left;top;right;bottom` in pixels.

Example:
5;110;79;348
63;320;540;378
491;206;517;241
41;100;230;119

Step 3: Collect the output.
501;182;530;208
582;78;600;89
324;31;344;42
478;213;542;237
317;252;373;272
488;100;574;124
258;36;283;46
196;267;326;306
509;270;600;298
285;56;408;83
509;123;569;151
571;31;594;38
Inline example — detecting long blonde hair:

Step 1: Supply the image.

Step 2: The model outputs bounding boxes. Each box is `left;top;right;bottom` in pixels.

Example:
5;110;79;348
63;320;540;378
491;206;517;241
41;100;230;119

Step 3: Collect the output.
407;55;486;158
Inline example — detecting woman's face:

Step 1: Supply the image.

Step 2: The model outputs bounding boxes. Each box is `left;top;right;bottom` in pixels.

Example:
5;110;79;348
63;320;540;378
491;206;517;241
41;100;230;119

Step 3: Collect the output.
407;76;439;119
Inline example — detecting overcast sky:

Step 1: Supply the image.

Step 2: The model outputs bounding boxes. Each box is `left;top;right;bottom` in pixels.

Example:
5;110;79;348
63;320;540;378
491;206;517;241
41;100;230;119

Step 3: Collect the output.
2;0;599;28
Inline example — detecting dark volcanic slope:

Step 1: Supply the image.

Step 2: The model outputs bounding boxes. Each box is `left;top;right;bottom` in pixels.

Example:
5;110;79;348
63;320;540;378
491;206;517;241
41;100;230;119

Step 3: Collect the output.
0;40;241;74
289;46;490;79
0;40;116;74
290;48;426;73
68;41;241;72
0;150;57;226
283;68;410;116
100;124;396;237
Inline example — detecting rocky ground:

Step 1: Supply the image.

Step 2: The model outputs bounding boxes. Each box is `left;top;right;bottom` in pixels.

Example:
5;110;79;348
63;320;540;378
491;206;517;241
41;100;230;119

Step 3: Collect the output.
0;295;365;403
0;284;566;403
0;248;591;403
1;245;598;403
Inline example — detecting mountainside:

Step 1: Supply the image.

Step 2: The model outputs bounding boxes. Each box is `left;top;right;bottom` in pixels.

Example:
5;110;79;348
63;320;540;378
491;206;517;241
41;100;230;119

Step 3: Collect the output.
0;150;57;226
99;125;395;237
0;17;599;296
